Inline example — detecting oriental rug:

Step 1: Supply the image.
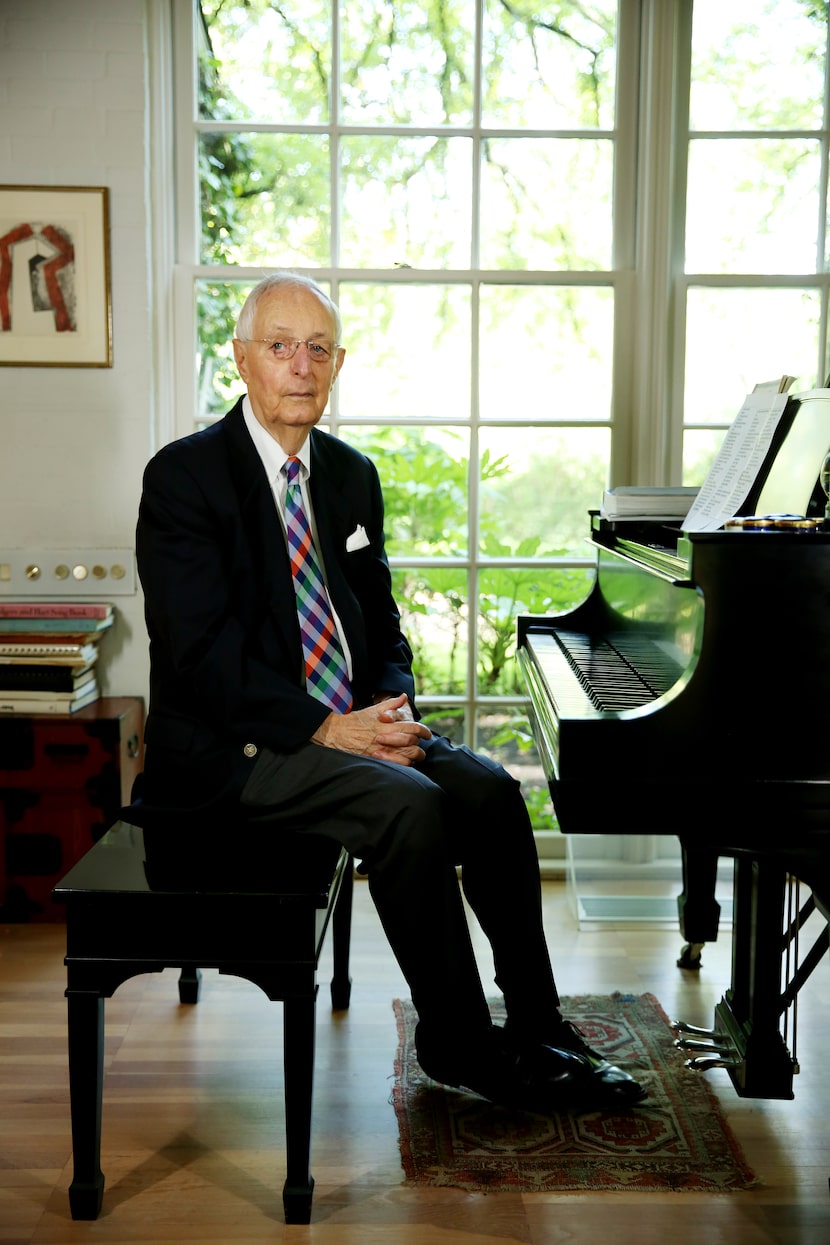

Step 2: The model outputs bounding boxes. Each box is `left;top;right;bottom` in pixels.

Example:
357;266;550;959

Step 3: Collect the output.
392;992;757;1193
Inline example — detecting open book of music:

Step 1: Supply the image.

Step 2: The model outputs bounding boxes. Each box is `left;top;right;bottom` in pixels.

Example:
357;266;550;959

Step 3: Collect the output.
602;379;830;532
684;383;830;531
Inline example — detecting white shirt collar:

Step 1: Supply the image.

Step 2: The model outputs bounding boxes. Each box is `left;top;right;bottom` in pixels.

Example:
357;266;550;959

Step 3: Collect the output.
242;394;311;484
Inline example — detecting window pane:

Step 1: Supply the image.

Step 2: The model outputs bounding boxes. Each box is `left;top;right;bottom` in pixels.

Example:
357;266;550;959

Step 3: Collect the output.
341;136;472;268
391;567;469;698
198;0;331;124
480;139;613;270
686;139;819;274
196;279;251;424
684;288;821;427
478;567;595;697
419;707;466;743
199;134;331;266
337;283;471;420
474;708;555;831
479;427;610;559
479;285;614;421
341;1;475;125
690;0;826;132
682;427;727;489
482;0;617;129
341;425;470;557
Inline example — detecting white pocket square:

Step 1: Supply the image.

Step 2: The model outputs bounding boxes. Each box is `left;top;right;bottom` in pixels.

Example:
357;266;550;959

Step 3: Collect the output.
346;524;370;552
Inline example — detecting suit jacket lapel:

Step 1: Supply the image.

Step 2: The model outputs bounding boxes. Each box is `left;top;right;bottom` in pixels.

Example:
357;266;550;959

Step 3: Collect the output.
225;402;284;561
309;431;366;660
223;401;300;655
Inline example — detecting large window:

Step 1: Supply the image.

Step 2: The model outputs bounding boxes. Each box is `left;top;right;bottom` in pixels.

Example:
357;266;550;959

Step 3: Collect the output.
163;0;830;833
680;0;830;480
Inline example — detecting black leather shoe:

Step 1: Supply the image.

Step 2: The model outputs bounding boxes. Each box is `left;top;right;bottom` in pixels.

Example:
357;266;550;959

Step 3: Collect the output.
504;1041;602;1113
415;1026;644;1114
509;1040;647;1111
543;1019;647;1107
416;1032;593;1112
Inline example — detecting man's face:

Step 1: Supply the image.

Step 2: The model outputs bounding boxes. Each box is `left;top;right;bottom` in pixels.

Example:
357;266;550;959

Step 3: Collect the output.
232;285;345;442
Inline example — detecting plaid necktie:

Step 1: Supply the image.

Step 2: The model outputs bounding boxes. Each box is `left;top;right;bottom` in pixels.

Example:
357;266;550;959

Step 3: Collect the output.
283;456;353;713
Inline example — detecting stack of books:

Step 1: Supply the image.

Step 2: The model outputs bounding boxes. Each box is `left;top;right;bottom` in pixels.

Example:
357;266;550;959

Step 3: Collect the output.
600;486;700;521
0;602;114;714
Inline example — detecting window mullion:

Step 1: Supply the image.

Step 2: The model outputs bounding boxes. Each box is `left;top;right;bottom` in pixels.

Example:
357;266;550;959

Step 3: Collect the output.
172;0;200;445
627;0;690;486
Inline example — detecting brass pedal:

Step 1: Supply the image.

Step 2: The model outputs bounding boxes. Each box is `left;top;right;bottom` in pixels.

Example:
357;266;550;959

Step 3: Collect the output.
671;1020;720;1039
684;1054;742;1073
674;1036;737;1055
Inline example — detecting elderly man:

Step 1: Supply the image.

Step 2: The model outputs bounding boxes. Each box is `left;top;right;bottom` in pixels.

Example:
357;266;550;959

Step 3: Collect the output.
134;270;645;1114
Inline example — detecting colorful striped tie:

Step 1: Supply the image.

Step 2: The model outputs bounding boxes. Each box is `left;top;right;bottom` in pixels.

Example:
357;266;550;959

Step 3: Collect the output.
283;456;353;713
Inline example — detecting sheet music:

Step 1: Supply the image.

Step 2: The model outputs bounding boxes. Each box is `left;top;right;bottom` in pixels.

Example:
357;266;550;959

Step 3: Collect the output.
683;390;791;532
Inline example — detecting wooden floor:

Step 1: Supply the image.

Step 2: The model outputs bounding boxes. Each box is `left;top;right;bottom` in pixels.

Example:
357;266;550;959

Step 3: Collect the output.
2;874;830;1245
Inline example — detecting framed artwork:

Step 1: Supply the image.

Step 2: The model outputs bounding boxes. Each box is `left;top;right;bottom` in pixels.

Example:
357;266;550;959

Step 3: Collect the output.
0;185;112;368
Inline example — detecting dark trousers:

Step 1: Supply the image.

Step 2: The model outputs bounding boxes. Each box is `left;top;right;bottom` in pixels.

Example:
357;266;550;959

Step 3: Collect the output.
240;733;561;1051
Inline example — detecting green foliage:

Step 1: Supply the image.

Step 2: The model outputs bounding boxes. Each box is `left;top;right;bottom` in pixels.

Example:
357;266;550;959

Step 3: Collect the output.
352;426;470;555
361;424;593;697
193;1;621;408
478;560;589;694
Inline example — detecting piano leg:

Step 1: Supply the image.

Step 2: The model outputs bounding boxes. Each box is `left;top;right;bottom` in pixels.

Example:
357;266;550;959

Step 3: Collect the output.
676;842;722;968
713;852;796;1099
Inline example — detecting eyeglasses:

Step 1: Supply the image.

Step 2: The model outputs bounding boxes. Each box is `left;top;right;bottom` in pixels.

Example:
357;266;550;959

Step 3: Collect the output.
241;337;340;363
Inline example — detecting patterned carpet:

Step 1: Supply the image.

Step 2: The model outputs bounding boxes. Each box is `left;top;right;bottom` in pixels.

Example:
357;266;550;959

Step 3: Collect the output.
392;992;757;1193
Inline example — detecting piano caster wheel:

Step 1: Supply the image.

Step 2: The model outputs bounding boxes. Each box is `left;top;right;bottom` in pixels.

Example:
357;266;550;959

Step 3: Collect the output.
677;942;704;970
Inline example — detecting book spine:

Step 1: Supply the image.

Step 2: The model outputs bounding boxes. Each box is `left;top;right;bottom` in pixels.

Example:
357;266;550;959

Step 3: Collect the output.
0;650;97;664
0;667;94;691
0;602;112;618
0;617;111;633
0;692;99;714
0;688;95;702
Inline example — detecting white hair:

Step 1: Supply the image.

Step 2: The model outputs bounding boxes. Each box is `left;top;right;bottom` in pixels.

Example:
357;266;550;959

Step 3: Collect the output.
235;271;342;343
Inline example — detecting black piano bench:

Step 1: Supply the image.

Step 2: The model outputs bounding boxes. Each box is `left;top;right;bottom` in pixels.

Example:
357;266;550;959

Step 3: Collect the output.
51;817;354;1226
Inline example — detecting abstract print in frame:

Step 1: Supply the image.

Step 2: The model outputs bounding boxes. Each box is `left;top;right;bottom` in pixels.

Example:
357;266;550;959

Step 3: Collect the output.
0;185;112;367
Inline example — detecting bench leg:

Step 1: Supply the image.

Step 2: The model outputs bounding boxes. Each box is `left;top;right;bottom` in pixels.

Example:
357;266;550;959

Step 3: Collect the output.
66;991;106;1219
281;994;316;1224
331;858;353;1010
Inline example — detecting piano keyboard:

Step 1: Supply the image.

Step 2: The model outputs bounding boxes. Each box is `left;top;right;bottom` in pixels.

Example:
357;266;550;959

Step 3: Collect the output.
527;629;683;713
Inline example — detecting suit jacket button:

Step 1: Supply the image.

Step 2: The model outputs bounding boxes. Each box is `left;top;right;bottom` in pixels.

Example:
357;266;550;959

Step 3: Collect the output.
243;743;258;758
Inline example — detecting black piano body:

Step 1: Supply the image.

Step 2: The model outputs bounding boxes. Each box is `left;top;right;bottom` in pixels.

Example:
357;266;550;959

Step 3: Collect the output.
517;516;830;1099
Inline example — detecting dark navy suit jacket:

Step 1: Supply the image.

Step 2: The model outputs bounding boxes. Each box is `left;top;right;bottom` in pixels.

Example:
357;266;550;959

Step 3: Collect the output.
134;398;416;816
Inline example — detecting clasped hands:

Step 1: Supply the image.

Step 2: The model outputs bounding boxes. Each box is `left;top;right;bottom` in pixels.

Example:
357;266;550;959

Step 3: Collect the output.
311;692;430;766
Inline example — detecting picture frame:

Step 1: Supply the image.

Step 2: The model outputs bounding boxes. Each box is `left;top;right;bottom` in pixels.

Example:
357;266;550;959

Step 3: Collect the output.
0;185;112;368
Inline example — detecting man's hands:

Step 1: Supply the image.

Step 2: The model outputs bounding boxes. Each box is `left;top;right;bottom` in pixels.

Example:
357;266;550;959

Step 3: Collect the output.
311;693;430;766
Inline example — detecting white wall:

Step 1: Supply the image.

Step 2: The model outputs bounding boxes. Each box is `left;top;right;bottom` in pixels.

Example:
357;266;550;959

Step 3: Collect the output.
0;0;153;706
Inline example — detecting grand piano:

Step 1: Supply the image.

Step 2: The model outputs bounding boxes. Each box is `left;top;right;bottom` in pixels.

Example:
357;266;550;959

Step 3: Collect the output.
517;388;830;1101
